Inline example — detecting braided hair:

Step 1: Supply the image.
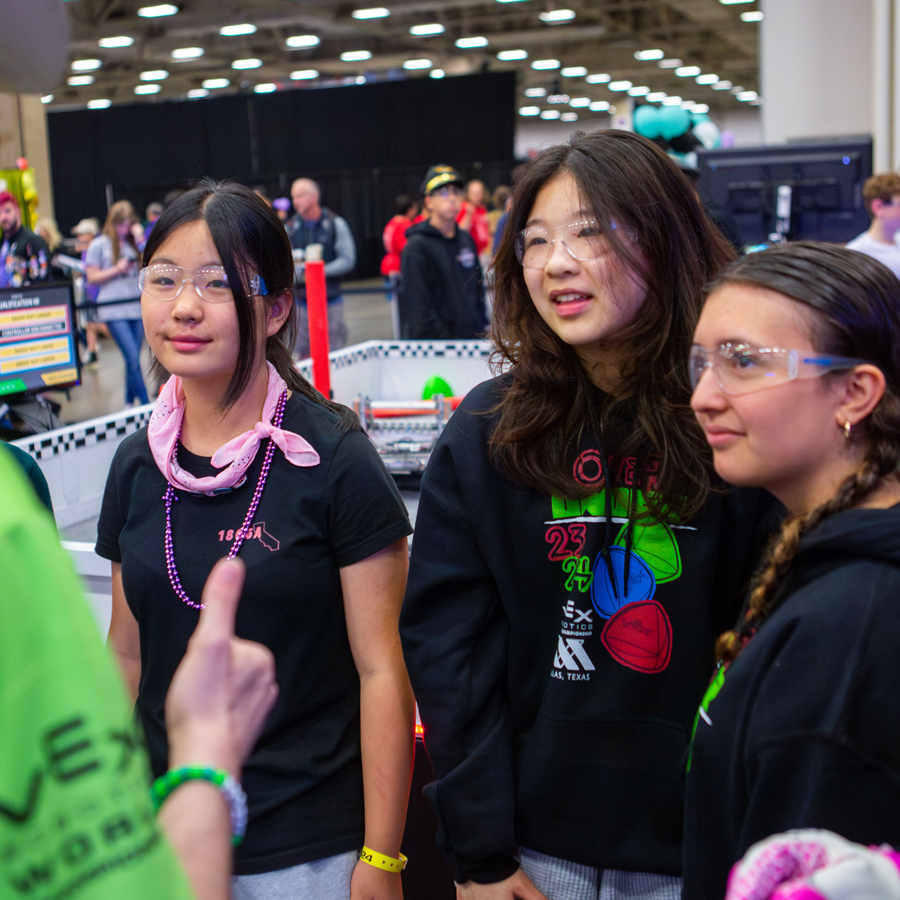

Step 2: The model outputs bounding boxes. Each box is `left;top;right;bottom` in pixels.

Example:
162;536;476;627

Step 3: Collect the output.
711;242;900;665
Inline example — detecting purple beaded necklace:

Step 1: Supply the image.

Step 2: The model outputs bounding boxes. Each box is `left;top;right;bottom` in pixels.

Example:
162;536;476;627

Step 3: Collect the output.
163;388;288;609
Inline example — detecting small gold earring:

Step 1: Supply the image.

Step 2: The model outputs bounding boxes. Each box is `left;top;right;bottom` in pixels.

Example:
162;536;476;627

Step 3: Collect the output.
844;420;853;442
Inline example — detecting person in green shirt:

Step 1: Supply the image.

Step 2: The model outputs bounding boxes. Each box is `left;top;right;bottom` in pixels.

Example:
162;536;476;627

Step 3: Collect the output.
0;445;276;900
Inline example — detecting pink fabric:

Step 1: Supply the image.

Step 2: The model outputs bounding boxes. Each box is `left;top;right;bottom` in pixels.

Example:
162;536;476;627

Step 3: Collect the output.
771;884;827;900
148;361;319;495
726;839;828;900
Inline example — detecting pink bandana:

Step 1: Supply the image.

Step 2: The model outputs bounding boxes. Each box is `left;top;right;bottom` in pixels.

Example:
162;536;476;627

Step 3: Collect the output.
148;361;320;495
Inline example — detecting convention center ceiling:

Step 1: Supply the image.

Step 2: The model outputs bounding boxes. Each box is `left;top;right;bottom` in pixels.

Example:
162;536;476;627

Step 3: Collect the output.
52;0;760;117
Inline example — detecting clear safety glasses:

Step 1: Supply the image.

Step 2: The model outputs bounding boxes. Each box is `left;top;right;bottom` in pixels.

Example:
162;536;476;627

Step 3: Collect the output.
688;343;868;396
514;219;635;269
138;263;267;303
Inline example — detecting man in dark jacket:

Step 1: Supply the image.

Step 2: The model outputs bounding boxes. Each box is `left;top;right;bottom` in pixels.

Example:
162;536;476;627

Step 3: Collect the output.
399;166;487;340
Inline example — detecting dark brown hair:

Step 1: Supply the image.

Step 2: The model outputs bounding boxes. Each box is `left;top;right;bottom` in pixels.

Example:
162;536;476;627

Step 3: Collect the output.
489;129;735;521
143;180;356;427
713;242;900;664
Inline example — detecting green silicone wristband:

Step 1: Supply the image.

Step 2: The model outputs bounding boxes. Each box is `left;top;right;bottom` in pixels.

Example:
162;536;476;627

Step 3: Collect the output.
150;766;247;846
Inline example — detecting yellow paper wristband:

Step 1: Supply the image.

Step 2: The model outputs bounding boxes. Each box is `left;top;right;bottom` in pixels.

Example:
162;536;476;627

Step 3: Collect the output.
359;845;408;872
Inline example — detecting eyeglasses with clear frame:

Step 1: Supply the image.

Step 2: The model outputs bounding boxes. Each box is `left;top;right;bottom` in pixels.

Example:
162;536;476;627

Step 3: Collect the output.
514;219;635;269
138;263;267;303
688;343;869;396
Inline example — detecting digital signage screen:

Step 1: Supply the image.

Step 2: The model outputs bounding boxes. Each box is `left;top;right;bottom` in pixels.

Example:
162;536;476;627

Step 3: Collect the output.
0;282;80;397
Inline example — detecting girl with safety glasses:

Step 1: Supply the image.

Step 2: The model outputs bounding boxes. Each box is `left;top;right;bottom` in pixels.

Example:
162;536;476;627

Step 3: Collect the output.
683;241;900;900
400;130;778;900
96;181;414;900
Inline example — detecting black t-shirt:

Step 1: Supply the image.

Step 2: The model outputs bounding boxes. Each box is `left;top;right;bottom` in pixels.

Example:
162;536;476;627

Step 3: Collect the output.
96;392;412;874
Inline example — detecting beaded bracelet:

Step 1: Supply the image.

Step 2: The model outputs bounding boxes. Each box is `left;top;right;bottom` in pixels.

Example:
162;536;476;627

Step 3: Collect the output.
150;766;248;846
359;845;408;872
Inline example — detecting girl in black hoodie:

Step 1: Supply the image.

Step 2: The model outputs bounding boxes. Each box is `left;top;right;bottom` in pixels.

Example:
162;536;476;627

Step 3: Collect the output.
685;242;900;900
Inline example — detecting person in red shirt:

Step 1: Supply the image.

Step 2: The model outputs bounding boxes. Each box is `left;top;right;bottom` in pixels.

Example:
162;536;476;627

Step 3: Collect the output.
381;194;419;277
457;179;491;256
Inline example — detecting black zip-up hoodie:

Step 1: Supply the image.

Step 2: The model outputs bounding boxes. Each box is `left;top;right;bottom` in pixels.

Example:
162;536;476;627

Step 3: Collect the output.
398;220;486;340
683;504;900;900
400;377;777;884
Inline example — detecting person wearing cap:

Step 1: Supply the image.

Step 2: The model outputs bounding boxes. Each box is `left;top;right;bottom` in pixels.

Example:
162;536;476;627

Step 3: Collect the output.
285;178;357;358
73;217;107;367
0;191;50;288
398;166;487;340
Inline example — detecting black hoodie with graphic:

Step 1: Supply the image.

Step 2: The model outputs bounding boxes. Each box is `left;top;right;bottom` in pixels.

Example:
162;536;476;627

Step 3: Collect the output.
400;377;777;884
683;505;900;900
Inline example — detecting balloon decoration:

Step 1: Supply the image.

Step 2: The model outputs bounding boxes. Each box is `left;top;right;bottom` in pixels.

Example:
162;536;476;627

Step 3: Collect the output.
632;103;723;167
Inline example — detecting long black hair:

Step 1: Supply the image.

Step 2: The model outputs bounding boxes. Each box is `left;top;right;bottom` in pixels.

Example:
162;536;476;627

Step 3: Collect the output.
489;129;735;521
143;180;356;428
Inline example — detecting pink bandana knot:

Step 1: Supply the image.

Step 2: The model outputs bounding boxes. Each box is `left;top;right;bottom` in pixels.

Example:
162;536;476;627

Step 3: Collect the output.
148;361;320;496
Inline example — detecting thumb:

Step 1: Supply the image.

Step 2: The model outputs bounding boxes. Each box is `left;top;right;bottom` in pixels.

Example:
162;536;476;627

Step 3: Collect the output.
195;557;245;642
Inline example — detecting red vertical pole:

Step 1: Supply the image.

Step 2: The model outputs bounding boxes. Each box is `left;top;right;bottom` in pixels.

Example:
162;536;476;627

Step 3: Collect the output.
305;258;331;398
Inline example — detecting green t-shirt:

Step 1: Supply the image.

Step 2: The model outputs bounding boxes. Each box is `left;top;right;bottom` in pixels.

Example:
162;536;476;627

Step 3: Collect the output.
0;446;194;900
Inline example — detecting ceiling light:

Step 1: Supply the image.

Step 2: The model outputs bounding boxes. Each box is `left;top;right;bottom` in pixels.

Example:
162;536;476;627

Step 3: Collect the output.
72;59;102;71
403;58;432;69
519;106;540;116
455;36;489;48
430;69;445;78
232;58;262;69
657;58;682;68
675;65;701;76
410;23;444;35
540;109;561;119
140;69;169;80
561;112;578;121
589;100;610;111
220;23;256;36
135;84;161;94
661;95;683;105
532;59;560;71
498;49;528;61
635;49;664;60
646;92;667;102
187;88;209;98
41;94;53;103
736;90;758;101
68;75;95;86
254;83;277;93
524;87;546;97
695;73;719;84
87;98;112;108
720;0;753;4
291;69;319;79
712;80;733;90
741;10;764;20
341;50;372;61
498;0;530;3
561;66;587;77
352;7;389;17
547;93;569;104
608;80;632;91
202;78;230;89
730;85;745;93
628;85;650;96
287;35;320;48
539;9;575;22
137;4;178;16
586;73;610;83
99;36;134;48
569;97;590;107
172;47;204;59
692;103;710;113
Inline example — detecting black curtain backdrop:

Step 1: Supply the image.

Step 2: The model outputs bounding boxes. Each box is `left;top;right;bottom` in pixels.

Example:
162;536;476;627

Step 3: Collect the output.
48;71;517;277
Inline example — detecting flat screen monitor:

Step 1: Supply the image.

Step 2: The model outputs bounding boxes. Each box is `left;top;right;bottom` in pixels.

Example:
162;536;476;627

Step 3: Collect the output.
0;281;80;397
697;137;873;247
